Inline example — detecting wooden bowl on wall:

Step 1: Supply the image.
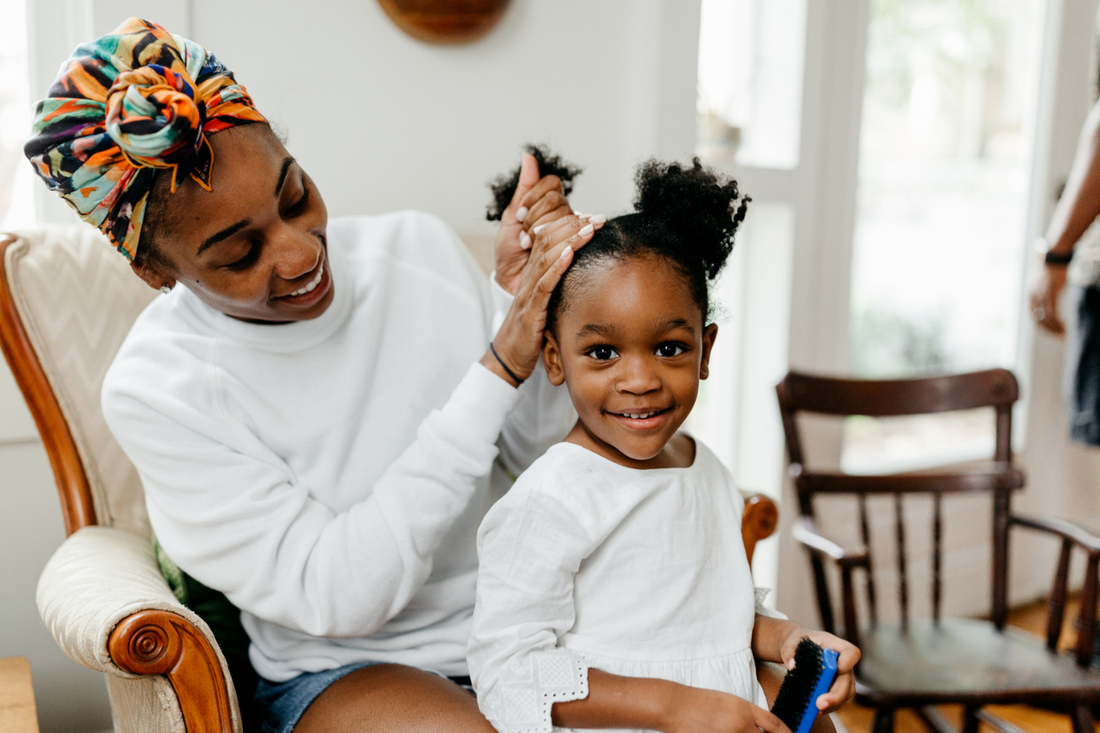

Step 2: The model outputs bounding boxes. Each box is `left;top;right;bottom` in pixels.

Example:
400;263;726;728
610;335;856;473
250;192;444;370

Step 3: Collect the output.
377;0;511;44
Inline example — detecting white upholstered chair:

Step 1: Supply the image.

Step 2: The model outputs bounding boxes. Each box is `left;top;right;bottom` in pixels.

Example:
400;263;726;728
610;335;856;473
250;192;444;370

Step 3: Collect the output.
0;227;241;733
0;226;778;733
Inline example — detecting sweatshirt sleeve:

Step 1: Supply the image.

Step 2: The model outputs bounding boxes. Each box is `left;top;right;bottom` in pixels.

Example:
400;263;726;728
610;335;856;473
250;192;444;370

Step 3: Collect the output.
468;479;594;733
487;273;576;479
103;358;521;639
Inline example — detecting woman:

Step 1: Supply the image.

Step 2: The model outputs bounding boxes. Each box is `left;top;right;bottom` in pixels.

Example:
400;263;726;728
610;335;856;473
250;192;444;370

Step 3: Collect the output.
25;18;594;733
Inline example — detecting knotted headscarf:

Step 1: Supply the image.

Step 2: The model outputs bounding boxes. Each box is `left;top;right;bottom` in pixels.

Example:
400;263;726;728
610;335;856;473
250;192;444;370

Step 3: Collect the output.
24;18;267;260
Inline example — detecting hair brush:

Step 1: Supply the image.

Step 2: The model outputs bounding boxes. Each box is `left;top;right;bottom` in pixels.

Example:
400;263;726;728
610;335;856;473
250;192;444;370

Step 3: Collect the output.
770;638;839;733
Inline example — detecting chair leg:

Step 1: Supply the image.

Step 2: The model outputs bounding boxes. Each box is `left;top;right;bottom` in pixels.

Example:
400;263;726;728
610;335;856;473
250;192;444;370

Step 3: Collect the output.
1071;704;1094;733
872;709;895;733
962;706;980;733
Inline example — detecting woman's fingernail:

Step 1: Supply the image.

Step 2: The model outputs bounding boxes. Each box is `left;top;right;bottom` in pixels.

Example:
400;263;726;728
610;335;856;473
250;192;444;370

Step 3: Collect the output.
589;214;607;225
579;223;594;237
516;206;528;222
533;224;547;235
574;211;587;218
520;231;531;249
560;246;572;259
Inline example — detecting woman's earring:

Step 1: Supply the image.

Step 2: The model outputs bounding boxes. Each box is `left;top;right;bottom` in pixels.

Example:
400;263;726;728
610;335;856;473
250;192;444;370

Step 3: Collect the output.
160;285;172;295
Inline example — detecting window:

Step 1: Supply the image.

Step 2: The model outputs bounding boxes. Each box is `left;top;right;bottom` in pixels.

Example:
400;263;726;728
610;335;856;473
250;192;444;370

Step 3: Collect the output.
0;0;34;231
844;0;1044;471
696;0;806;169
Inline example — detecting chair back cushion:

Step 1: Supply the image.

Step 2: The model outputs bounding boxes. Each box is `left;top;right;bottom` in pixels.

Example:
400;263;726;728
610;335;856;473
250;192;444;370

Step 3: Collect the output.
4;226;156;536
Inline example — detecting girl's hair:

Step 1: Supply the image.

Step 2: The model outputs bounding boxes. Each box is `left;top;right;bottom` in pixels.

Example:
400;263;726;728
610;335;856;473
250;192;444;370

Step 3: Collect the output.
487;148;750;333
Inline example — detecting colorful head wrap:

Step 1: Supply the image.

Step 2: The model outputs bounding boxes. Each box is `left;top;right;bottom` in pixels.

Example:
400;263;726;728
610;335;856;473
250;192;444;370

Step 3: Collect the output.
24;18;267;260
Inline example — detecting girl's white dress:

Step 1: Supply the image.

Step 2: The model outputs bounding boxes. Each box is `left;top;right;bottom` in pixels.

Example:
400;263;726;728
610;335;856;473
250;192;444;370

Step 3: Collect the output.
468;439;778;733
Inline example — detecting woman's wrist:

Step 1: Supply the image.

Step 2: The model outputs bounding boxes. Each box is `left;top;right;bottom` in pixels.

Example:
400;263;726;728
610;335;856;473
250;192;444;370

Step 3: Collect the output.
1037;235;1074;265
479;350;522;388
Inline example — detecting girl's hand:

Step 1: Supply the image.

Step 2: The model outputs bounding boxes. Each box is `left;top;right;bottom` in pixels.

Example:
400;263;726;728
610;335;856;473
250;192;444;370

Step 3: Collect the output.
494;153;576;294
779;629;861;714
662;685;792;733
481;213;604;385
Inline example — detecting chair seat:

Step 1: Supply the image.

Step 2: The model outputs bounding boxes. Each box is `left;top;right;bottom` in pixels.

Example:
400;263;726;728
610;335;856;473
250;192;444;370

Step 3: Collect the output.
855;618;1100;707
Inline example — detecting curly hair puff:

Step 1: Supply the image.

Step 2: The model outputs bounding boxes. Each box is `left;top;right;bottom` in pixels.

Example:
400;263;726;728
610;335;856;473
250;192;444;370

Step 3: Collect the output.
485;144;584;221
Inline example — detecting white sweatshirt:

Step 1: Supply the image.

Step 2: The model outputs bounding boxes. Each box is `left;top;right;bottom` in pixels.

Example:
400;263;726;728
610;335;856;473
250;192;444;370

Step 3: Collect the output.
101;211;574;682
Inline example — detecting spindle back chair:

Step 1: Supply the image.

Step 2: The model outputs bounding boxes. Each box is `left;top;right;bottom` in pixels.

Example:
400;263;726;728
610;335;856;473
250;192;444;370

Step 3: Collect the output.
777;368;1100;733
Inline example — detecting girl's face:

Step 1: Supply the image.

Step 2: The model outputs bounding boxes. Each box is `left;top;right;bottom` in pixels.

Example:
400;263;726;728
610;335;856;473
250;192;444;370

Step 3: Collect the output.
543;254;718;469
132;124;333;323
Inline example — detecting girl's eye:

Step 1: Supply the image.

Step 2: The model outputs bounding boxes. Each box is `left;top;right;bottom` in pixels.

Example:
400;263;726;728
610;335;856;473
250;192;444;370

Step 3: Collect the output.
656;343;686;357
588;345;619;361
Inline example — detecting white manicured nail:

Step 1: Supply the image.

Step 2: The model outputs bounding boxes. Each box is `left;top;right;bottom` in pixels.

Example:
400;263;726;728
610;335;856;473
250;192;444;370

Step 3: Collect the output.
533;224;547;234
574;211;587;218
589;214;607;225
516;206;528;222
560;246;572;259
579;223;594;236
520;231;531;249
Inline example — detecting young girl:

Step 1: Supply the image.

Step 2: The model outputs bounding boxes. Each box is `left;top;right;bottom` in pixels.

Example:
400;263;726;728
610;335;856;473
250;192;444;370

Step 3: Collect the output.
468;157;860;733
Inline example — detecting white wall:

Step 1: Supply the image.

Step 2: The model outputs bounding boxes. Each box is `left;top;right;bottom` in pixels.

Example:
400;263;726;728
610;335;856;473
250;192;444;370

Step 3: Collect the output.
5;1;702;730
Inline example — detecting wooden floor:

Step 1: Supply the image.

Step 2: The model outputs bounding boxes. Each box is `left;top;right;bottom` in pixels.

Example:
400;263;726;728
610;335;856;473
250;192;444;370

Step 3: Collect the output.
834;599;1097;733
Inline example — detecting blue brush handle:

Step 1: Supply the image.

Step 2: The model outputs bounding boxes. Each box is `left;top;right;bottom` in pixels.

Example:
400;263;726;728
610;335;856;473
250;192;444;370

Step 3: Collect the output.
793;648;839;733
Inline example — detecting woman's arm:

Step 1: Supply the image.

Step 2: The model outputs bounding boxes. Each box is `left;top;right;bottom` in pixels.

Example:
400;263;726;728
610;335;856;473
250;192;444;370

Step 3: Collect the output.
1032;98;1100;334
751;616;861;714
104;356;523;639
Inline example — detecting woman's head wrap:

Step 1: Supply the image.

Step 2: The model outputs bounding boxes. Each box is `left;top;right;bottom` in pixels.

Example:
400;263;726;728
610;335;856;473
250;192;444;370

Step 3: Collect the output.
24;18;267;260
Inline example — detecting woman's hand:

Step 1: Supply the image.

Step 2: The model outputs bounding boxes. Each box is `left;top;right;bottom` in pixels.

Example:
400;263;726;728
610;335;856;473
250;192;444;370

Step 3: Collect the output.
494;153;576;294
661;685;792;733
481;213;604;386
779;628;861;715
1030;264;1068;336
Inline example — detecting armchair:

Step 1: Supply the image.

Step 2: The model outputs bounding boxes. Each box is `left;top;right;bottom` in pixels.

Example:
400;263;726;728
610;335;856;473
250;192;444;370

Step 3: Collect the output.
777;369;1100;733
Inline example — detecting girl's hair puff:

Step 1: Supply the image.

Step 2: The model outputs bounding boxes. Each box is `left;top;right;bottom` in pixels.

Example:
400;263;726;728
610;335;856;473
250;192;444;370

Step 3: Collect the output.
485;144;584;221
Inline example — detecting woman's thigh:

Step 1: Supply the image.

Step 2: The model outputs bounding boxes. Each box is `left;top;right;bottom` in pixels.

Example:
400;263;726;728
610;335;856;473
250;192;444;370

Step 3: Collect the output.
293;663;495;733
758;661;838;733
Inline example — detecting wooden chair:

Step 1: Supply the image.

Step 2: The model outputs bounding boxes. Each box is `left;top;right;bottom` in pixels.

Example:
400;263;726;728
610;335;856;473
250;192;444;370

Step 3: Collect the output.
1;226;779;732
776;368;1100;733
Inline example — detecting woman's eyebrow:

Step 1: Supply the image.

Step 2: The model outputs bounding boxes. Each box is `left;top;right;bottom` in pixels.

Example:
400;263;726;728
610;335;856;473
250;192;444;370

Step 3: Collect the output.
198;219;250;254
274;156;295;196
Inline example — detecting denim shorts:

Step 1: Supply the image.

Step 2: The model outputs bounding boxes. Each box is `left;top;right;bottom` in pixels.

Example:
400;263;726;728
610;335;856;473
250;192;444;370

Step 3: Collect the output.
1068;285;1100;446
253;662;474;733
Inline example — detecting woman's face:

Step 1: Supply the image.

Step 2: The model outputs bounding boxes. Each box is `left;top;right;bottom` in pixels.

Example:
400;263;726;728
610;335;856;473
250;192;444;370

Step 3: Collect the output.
136;124;333;323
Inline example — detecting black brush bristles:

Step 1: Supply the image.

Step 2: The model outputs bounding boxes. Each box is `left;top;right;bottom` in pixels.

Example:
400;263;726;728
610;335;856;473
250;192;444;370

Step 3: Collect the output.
771;639;839;733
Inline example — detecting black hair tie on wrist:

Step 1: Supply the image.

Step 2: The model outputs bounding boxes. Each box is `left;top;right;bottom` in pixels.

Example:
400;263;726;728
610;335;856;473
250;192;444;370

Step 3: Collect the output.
490;342;524;386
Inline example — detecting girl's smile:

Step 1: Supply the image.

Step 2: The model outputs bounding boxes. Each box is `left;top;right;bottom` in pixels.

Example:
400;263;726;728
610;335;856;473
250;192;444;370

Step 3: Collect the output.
543;253;718;470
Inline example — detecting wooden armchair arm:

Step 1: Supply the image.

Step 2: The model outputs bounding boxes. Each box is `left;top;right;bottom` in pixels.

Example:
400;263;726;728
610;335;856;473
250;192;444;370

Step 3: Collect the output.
37;527;239;732
792;517;869;646
1011;513;1100;554
792;517;869;569
109;610;234;733
741;491;779;568
1010;513;1100;666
